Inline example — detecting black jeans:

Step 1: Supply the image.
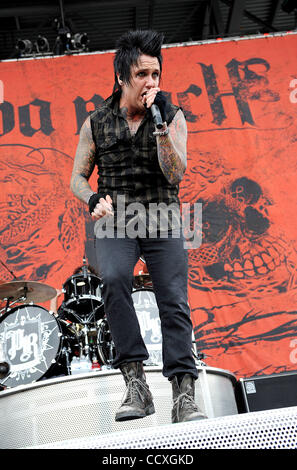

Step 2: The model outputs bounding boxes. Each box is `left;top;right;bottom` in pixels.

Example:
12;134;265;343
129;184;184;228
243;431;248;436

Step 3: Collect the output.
95;232;198;379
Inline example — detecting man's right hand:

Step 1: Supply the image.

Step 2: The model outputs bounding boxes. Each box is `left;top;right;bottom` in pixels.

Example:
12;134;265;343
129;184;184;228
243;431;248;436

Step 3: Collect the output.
91;194;114;220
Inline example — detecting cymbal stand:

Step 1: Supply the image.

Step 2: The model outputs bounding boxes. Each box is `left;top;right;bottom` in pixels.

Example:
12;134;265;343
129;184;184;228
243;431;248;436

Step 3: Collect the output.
62;345;72;375
0;295;26;317
81;321;90;357
106;340;114;367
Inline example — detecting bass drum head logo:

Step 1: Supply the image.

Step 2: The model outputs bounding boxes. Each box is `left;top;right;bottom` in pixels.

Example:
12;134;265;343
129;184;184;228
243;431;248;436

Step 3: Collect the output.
132;289;162;366
0;304;61;387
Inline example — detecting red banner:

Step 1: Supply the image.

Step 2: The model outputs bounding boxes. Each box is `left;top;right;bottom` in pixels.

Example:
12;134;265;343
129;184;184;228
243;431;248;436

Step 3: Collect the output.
1;33;297;378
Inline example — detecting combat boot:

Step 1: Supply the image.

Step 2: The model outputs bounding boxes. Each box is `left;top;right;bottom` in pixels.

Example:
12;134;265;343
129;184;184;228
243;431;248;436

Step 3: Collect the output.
171;374;207;423
115;361;155;421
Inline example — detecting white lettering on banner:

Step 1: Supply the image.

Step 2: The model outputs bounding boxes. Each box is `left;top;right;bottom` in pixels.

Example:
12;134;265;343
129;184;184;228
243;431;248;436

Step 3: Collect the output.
0;80;3;103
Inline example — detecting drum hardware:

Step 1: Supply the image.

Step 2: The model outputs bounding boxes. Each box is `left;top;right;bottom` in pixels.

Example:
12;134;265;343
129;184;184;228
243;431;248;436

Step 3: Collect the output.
0;296;24;316
60;345;71;375
60;318;106;368
80;323;91;357
96;317;116;367
61;273;104;324
59;304;103;325
192;350;207;367
56;271;106;368
57;319;81;375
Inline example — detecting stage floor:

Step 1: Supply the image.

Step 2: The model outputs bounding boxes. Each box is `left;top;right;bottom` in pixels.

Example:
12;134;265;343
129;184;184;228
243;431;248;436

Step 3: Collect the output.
28;405;297;450
0;366;296;449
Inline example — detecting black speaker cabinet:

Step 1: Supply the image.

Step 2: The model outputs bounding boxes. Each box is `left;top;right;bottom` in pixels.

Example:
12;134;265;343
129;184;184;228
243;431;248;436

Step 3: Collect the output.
236;371;297;413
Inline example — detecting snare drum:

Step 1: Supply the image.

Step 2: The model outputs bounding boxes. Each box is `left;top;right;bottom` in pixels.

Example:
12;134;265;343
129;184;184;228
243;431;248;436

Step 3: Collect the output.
0;304;79;388
62;273;104;323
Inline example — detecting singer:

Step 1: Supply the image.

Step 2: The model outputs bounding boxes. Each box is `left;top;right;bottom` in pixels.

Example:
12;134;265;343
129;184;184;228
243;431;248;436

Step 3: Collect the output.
70;30;206;424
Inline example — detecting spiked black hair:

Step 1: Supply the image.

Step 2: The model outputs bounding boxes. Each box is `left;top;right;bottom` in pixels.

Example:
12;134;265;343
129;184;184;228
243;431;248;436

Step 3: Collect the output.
113;30;164;91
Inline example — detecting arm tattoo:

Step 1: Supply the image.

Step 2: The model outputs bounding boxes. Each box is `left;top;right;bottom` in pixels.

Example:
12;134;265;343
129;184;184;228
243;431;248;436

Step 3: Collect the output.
70;116;96;204
156;109;187;185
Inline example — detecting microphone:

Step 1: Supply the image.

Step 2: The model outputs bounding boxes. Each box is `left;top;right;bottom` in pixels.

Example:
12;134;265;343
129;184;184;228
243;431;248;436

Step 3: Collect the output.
150;104;163;129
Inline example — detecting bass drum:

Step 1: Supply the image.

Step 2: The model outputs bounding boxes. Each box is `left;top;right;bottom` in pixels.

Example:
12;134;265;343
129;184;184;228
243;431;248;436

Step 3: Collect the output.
131;289;162;366
61;273;104;323
97;289;162;367
131;289;197;365
0;304;79;388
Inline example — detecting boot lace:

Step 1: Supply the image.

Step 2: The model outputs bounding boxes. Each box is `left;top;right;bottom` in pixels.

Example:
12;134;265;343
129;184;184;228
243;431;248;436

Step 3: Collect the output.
122;377;150;405
173;391;198;421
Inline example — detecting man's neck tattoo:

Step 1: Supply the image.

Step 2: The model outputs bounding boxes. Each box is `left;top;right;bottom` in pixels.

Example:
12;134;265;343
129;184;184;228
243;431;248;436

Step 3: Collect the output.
121;106;144;136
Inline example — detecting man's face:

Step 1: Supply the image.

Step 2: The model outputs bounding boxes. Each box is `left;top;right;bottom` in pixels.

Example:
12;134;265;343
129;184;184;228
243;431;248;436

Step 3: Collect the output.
119;54;160;112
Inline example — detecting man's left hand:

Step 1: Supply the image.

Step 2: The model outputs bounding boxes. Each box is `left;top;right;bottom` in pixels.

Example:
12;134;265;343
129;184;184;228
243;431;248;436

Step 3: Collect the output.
142;87;160;108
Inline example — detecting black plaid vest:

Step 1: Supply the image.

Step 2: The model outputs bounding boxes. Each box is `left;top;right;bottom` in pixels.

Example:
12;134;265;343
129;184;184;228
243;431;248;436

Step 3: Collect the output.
90;91;180;210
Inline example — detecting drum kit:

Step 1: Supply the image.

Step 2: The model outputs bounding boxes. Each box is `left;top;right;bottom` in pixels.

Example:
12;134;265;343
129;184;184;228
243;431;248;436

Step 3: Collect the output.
0;263;164;389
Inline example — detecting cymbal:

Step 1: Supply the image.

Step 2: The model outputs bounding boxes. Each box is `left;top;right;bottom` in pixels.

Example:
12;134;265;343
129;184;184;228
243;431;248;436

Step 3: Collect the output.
0;280;57;303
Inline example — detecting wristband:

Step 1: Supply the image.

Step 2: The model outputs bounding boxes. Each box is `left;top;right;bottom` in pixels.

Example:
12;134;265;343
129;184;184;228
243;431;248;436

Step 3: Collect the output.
88;193;100;214
153;123;169;136
154;91;168;122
